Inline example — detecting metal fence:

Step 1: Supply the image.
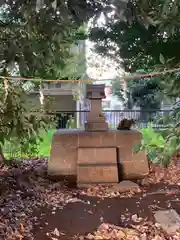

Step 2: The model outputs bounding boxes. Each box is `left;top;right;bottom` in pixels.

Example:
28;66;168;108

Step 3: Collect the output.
48;109;172;129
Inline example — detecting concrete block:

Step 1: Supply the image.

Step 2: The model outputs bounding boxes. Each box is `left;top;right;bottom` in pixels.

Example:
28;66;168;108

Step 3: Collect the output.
78;147;117;165
77;166;119;184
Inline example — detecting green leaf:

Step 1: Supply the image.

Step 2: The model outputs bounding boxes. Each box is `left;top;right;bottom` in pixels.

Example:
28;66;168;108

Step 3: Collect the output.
159;53;165;64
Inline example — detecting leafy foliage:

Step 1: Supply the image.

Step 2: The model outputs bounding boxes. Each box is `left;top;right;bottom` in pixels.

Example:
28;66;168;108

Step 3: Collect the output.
134;101;180;167
3;129;55;159
0;78;53;161
89;0;180;167
89;1;180;112
90;20;180;73
129;73;162;110
134;124;166;166
111;72;163;111
0;0;89;161
0;1;87;80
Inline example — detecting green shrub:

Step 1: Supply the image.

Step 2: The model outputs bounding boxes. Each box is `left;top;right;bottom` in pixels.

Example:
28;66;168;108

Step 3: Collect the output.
133;123;178;167
134;123;165;164
4;128;55;159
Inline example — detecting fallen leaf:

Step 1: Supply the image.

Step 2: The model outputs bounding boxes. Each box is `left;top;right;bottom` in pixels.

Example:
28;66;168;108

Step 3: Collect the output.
98;223;109;231
94;236;104;240
86;233;95;239
125;229;139;236
88;210;93;214
151;236;163;240
19;223;25;233
53;228;60;237
13;230;23;240
116;230;126;238
131;214;143;223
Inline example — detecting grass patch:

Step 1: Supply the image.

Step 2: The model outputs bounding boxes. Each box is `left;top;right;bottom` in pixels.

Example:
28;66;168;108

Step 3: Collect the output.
3;129;55;159
38;129;55;157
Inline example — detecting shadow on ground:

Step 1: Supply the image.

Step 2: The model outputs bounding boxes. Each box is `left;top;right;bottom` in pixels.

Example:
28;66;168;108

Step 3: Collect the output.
33;183;180;240
1;160;180;240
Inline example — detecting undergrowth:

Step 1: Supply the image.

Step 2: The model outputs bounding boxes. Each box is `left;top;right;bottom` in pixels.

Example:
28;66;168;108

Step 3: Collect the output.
3;129;55;159
134;101;180;167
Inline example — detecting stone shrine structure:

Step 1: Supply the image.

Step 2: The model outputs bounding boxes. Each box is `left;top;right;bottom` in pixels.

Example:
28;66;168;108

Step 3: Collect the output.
85;84;108;131
48;84;149;186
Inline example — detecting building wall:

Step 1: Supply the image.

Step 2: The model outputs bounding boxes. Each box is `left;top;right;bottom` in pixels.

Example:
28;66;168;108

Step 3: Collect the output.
27;94;76;112
47;95;76;112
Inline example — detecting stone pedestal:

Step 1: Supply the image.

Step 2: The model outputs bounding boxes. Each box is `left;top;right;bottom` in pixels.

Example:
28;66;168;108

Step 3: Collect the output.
48;129;149;184
48;84;150;186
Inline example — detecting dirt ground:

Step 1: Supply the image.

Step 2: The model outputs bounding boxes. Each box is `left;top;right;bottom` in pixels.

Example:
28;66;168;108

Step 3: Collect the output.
0;159;180;240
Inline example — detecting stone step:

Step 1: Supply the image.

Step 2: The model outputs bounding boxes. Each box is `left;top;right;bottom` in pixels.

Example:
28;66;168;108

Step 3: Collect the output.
77;147;119;186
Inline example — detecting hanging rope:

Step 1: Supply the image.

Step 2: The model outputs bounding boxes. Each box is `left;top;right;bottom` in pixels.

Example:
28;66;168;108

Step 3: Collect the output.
0;67;179;83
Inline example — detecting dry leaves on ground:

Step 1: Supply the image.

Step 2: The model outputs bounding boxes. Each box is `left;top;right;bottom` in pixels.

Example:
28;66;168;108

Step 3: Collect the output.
0;159;180;240
0;159;82;239
84;222;179;240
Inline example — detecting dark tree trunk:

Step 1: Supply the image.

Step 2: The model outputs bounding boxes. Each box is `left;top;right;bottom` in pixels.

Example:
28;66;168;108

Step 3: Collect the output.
0;146;5;166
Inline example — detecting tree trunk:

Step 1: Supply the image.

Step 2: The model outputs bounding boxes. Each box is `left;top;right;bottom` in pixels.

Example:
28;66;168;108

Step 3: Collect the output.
0;146;5;167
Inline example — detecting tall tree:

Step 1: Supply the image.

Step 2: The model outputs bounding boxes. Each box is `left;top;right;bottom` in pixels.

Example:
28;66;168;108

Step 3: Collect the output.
89;0;180;100
0;1;87;79
0;0;87;165
111;72;163;113
89;0;180;165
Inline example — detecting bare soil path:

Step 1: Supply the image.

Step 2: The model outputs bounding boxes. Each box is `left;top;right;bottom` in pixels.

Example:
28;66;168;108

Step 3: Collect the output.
0;160;180;240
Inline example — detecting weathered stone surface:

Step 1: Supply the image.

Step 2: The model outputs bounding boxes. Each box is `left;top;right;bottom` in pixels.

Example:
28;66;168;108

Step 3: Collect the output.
85;84;108;132
77;166;119;184
116;131;141;147
77;147;118;185
48;130;78;176
100;131;117;146
112;180;141;193
122;159;149;179
78;132;102;147
48;129;149;181
86;84;105;99
139;177;149;187
48;84;149;183
85;122;108;131
78;147;117;165
154;209;180;235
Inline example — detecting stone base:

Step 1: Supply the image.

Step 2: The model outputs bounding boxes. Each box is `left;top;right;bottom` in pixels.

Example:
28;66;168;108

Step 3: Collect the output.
48;129;149;184
77;147;119;184
85;122;108;131
86;115;106;122
77;166;119;184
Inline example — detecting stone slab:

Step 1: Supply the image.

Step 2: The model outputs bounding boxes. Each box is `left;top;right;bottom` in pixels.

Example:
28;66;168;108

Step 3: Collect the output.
154;209;180;235
86;84;105;99
78;147;117;165
77;166;119;184
121;158;149;179
100;132;117;146
111;180;141;193
78;132;102;147
85;122;108;131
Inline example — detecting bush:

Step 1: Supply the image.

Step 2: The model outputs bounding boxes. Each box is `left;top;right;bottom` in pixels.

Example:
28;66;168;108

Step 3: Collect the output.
4;128;55;159
0;79;55;163
134;123;165;165
133;123;179;167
